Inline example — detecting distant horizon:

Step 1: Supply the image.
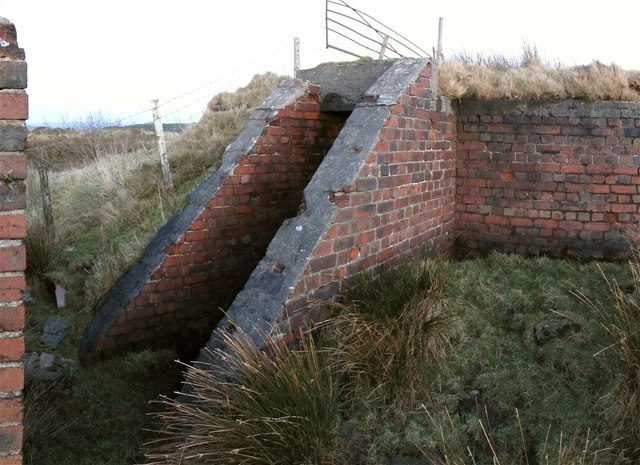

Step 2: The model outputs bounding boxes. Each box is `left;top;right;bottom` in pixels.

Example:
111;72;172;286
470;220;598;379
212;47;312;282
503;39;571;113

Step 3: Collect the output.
4;0;640;125
26;120;192;132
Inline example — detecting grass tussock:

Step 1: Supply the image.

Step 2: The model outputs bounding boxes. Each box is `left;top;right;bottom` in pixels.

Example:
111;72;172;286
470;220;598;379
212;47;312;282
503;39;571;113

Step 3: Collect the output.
145;330;339;465
438;44;640;101
325;262;454;403
25;216;64;290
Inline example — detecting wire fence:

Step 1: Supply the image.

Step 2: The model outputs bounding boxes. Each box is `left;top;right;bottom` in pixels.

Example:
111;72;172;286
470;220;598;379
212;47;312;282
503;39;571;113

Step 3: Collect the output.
26;43;293;154
325;0;430;60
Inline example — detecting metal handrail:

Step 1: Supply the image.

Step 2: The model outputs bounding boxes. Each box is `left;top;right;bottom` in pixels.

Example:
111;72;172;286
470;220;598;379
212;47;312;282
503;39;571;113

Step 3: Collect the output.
325;0;431;60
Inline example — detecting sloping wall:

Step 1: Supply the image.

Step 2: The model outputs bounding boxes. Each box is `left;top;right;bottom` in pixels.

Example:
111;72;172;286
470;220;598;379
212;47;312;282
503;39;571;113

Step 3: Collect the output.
79;80;346;363
81;57;453;363
0;17;27;465
199;58;456;357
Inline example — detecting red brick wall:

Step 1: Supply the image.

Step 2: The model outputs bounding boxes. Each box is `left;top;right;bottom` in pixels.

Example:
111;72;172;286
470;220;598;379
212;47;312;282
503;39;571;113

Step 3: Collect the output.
0;18;27;465
279;65;456;330
455;101;640;259
92;85;346;358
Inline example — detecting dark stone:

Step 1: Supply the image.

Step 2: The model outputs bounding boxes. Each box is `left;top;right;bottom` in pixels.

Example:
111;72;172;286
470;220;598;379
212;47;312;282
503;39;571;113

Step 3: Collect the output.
0;61;28;89
341;421;370;465
623;127;640;138
24;351;77;381
39;352;54;370
501;306;524;333
0;122;27;151
41;316;70;348
0;180;26;210
533;318;576;344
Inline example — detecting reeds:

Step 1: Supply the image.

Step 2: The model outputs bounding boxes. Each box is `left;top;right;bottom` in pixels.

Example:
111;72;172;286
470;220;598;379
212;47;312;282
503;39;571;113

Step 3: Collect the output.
145;330;339;465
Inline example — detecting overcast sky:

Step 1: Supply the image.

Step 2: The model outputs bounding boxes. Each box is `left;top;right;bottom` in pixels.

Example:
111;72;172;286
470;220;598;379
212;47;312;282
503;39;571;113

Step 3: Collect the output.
2;0;640;126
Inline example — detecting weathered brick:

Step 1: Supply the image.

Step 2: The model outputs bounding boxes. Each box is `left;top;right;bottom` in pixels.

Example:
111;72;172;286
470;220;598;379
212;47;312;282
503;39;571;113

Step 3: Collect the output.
0;20;24;58
0;213;25;239
0;424;22;453
0;336;23;362
0;454;22;465
0;153;26;179
0;122;26;151
0;92;27;120
0;365;23;391
0;274;25;302
0;397;22;423
0;245;25;272
0;61;27;90
0;180;25;212
0;305;24;332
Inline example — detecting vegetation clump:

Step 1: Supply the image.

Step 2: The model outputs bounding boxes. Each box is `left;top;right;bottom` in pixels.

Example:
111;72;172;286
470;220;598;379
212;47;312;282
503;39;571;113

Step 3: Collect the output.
146;332;339;465
438;45;640;101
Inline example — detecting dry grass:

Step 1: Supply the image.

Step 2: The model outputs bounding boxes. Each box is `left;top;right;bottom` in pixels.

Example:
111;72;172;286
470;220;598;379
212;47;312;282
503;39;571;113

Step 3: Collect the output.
28;126;155;172
145;329;339;465
576;233;640;459
206;72;285;111
168;72;287;185
25;72;285;313
438;45;640;101
324;262;454;404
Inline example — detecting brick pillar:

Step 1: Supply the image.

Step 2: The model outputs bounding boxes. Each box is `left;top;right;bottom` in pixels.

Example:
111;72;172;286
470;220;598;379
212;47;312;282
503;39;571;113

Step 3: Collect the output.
0;17;27;465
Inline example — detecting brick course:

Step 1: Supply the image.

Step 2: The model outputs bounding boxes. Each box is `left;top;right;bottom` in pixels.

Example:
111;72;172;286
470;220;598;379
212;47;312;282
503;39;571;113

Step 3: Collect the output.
455;100;640;259
280;66;456;328
0;17;26;464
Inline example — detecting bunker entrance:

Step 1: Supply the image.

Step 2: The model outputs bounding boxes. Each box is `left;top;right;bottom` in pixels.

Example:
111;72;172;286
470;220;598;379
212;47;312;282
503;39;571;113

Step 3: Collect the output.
176;110;350;360
81;59;397;364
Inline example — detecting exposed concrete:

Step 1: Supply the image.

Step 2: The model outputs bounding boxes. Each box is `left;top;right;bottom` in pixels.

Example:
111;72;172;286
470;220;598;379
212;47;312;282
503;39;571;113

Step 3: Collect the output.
458;99;640;119
198;58;431;362
297;59;396;112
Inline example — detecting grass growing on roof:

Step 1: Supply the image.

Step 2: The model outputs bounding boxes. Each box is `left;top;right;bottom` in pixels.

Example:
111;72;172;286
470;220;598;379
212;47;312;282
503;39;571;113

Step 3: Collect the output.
438;44;640;101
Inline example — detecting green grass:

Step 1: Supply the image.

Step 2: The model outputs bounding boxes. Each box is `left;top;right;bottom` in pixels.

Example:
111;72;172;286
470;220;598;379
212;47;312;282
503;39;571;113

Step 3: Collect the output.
145;254;638;464
24;349;182;465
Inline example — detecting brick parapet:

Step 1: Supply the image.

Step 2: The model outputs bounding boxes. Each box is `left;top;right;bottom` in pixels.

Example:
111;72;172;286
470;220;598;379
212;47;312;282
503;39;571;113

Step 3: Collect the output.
0;17;25;465
455;99;640;259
